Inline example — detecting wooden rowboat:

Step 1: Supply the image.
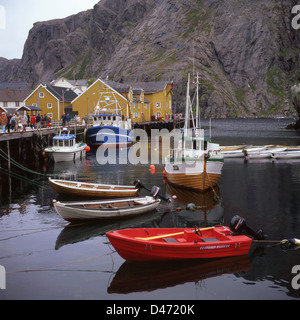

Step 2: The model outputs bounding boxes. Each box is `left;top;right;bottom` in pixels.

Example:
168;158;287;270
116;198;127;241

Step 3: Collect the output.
106;226;252;261
49;178;139;198
53;197;161;222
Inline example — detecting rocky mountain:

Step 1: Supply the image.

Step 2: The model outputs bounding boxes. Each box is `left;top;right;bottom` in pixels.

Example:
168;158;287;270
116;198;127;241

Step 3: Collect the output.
1;0;300;118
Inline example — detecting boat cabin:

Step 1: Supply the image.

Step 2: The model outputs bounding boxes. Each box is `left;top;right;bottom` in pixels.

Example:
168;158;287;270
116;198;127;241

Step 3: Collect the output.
91;113;131;130
53;132;76;148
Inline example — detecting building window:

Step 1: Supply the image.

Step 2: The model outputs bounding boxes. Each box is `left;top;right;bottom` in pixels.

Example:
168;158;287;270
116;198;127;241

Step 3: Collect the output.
48;113;53;119
39;92;44;98
15;102;20;107
47;103;52;109
156;102;161;108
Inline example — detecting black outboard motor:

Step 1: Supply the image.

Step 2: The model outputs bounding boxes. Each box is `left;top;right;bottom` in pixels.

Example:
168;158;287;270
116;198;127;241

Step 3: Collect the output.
230;215;267;240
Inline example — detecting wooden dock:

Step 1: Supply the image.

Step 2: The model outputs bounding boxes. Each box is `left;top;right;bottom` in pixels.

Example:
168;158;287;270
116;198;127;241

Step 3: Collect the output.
0;125;87;170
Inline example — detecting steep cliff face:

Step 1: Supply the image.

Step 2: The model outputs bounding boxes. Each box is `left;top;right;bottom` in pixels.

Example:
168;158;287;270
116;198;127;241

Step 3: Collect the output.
1;0;300;118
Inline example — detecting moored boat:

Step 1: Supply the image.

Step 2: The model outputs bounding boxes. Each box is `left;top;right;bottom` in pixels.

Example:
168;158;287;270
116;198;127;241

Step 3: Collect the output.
245;147;287;159
106;225;253;261
271;150;300;159
221;146;267;158
53;196;160;222
164;74;224;191
49;178;139;198
44;129;88;162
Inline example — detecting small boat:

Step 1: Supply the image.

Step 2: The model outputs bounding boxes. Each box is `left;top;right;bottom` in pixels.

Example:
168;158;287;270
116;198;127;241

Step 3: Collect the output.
53;196;160;222
271;150;300;159
106;226;252;261
49;178;139;198
164;74;224;191
44;128;88;163
245;147;287;159
221;146;267;158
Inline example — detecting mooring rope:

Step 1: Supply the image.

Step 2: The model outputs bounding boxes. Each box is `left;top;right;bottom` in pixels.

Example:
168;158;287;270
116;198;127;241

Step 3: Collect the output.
0;149;45;176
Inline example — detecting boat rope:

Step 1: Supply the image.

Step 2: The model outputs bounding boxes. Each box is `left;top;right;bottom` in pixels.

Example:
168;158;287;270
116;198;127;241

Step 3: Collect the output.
253;238;300;249
0;149;45;176
6;250;117;275
0;167;43;187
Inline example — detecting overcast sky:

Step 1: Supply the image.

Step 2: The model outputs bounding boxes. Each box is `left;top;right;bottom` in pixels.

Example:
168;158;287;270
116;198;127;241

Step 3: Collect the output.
0;0;98;59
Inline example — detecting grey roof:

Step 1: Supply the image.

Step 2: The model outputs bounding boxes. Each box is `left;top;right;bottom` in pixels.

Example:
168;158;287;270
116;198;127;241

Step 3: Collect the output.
0;88;32;102
106;80;173;94
46;85;78;102
0;82;29;90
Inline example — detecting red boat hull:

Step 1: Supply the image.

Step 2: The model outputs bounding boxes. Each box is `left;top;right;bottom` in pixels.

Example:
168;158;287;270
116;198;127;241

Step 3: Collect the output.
106;226;252;262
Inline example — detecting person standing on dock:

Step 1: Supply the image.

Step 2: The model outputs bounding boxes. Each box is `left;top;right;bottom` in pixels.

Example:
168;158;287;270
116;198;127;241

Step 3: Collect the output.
6;113;11;133
15;112;22;132
21;113;27;132
0;112;7;133
36;113;41;129
30;114;36;129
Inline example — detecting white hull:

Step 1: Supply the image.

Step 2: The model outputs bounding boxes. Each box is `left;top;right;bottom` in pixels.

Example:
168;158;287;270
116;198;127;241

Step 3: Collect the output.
246;147;286;159
271;150;300;159
53;197;160;222
221;146;267;158
45;146;87;163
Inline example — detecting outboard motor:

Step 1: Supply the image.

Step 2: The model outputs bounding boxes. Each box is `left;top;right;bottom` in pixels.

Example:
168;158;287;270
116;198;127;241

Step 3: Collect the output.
230;215;267;240
150;186;160;198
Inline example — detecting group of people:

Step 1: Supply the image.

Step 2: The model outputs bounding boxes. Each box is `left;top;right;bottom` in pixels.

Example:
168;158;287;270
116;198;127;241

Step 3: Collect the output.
0;111;52;133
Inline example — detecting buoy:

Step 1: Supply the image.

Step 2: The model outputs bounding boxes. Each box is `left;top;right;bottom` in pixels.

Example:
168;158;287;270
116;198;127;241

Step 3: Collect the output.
163;170;167;176
172;195;177;199
150;164;155;174
85;146;91;152
42;151;46;158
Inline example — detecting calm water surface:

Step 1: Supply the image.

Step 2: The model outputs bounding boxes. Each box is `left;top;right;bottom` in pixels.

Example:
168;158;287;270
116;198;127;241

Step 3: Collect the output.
0;118;300;300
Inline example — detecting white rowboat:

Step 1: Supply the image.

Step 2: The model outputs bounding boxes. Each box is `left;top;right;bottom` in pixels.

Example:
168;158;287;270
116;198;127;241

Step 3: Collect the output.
53;197;161;222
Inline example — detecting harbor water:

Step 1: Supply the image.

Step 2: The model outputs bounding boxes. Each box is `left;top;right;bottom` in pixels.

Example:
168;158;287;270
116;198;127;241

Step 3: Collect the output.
0;118;300;300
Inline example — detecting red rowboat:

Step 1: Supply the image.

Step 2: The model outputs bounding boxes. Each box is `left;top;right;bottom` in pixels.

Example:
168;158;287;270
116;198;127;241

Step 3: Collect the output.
106;226;252;261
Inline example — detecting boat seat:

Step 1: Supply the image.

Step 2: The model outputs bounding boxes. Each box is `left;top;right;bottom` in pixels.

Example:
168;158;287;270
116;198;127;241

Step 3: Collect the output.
163;238;178;243
201;238;219;242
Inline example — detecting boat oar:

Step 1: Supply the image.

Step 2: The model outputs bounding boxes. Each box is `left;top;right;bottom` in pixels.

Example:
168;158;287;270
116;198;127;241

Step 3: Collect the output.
134;179;171;202
135;227;215;241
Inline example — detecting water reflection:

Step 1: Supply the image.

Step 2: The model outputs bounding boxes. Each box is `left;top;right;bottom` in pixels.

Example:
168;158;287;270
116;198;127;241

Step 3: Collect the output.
108;255;251;294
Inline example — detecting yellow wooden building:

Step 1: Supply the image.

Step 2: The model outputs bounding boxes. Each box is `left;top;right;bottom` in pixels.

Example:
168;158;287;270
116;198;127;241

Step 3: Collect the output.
71;79;173;123
24;84;78;120
25;79;173;122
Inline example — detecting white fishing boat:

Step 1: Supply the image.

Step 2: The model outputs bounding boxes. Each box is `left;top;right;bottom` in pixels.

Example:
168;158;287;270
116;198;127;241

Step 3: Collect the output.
53;197;161;222
164;74;224;191
271;150;300;159
44;129;88;163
